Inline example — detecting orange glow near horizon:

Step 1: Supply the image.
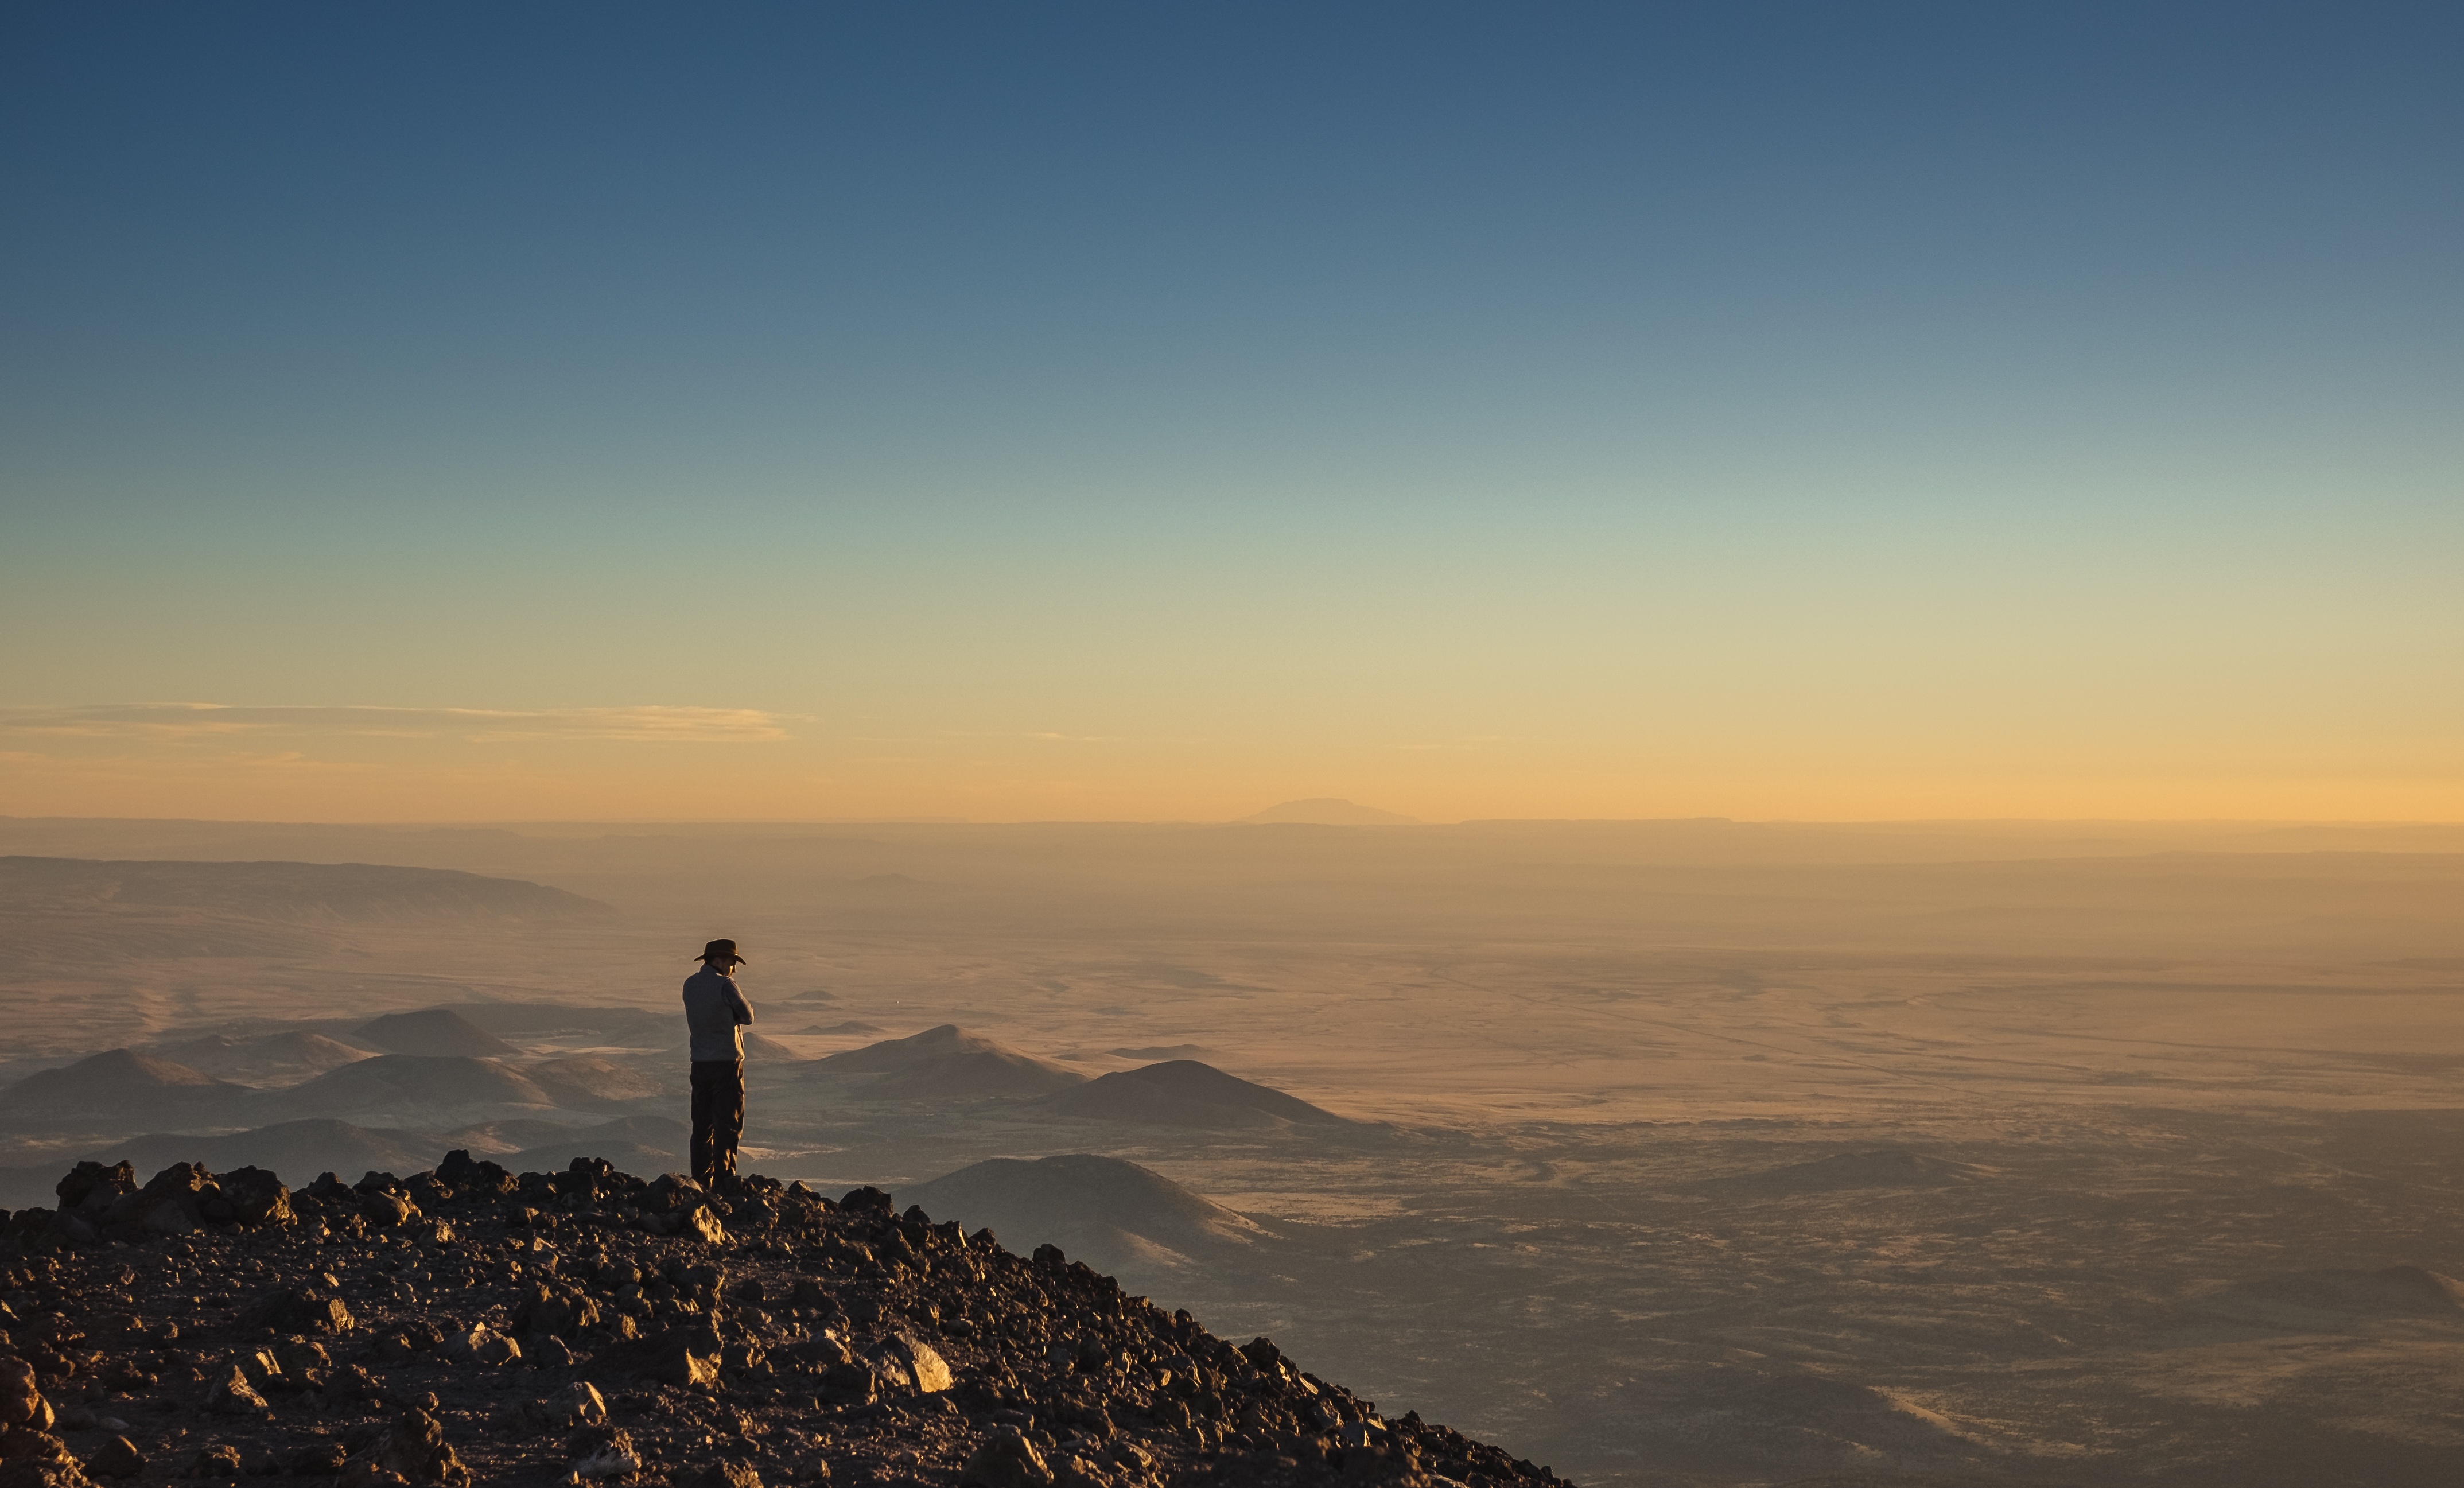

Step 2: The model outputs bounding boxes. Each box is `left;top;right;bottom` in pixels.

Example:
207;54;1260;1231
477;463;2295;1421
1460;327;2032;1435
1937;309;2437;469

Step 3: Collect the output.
2;702;2457;824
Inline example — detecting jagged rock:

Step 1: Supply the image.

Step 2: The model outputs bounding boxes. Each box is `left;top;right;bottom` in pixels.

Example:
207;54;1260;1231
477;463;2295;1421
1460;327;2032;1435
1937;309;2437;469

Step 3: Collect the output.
83;1437;143;1481
817;1359;876;1405
372;1327;433;1364
372;1407;467;1485
510;1282;600;1338
435;1324;518;1365
3;1156;1561;1488
642;1174;705;1213
201;1368;267;1417
275;1340;331;1380
0;1453;94;1488
636;1322;724;1389
686;1463;763;1488
215;1168;291;1227
361;1191;418;1229
1032;1244;1066;1267
566;1427;640;1481
0;1361;44;1428
876;1333;954;1393
52;1164;133;1215
962;1431;1054;1488
284;1444;346;1476
179;1444;240;1480
520;1382;606;1431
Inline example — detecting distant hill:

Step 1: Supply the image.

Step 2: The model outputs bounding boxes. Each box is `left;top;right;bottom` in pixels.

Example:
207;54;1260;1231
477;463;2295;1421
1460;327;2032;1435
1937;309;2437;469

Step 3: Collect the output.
899;1153;1272;1275
815;1024;1086;1099
84;1118;444;1189
269;1054;555;1120
901;1157;1271;1271
655;1023;805;1062
0;1049;248;1120
154;1031;372;1085
524;1056;666;1106
0;856;619;924
504;1114;690;1175
1236;799;1420;826
440;1003;672;1045
353;1008;517;1057
1039;1059;1353;1130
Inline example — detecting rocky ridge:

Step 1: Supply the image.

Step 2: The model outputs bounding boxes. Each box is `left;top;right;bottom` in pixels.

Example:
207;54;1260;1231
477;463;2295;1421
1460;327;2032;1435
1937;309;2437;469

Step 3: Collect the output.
0;1157;1571;1488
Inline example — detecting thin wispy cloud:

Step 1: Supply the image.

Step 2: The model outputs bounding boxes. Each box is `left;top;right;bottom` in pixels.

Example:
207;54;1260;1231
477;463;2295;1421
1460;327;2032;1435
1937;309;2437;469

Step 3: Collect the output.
0;704;795;744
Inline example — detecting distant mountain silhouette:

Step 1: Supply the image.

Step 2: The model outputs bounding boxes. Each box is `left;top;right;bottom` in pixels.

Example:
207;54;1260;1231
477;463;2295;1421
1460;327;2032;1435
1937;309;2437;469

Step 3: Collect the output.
815;1024;1086;1099
354;1007;518;1057
802;1020;884;1036
269;1054;555;1119
1038;1060;1351;1130
155;1031;372;1085
1236;799;1420;826
0;1049;246;1120
0;856;617;923
900;1153;1271;1274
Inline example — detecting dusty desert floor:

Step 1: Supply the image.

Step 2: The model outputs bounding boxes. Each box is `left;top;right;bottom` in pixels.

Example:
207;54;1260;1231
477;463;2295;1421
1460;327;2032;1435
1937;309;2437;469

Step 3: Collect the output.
1;815;2459;1487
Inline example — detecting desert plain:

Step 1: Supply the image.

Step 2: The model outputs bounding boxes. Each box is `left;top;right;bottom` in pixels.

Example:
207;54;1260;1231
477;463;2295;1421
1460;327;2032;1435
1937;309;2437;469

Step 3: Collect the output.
1;813;2459;1488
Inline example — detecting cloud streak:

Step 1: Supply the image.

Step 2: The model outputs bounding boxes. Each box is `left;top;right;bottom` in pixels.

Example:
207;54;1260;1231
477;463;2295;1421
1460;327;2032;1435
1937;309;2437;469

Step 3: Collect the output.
0;704;795;744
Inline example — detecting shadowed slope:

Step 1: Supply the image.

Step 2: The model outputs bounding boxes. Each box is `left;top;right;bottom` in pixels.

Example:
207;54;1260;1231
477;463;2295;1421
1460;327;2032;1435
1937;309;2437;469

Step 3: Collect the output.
268;1054;555;1118
353;1008;517;1057
814;1024;1085;1098
155;1031;372;1085
1039;1060;1351;1130
505;1114;691;1174
87;1118;444;1187
524;1056;667;1106
900;1152;1271;1275
0;1050;247;1119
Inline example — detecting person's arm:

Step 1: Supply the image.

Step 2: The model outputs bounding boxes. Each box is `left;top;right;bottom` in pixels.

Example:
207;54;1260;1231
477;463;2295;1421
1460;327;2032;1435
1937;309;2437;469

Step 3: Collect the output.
726;982;755;1027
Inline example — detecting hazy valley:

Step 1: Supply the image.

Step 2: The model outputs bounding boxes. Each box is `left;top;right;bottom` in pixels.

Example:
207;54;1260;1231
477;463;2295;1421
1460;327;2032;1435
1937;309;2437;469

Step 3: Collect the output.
2;816;2461;1487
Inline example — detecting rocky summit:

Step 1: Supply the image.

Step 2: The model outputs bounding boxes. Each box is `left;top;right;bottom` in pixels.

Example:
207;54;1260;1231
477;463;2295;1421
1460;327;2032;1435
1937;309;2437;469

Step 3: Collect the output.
0;1156;1569;1488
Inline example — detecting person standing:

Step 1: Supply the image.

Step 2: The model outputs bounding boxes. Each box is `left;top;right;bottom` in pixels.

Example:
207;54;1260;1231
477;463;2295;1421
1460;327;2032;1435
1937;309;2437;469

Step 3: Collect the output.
682;939;756;1187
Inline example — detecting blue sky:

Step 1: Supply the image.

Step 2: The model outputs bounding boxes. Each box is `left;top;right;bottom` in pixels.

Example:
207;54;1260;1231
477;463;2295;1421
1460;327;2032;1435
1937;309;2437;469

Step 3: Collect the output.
3;3;2458;819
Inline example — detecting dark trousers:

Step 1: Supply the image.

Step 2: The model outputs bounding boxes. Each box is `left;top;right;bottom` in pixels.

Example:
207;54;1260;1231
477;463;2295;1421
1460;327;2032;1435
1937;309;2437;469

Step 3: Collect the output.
690;1058;745;1185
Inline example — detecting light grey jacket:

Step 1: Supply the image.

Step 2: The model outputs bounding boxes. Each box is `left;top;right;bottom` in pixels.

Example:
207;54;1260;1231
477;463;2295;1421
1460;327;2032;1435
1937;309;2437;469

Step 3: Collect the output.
682;965;755;1062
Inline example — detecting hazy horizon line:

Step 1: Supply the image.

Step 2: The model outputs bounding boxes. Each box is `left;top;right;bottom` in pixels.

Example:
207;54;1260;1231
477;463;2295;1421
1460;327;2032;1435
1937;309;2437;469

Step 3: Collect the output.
7;813;2462;831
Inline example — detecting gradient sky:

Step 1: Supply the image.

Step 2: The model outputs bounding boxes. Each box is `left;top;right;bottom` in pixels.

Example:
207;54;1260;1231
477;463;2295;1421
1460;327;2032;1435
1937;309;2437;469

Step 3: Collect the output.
3;3;2459;822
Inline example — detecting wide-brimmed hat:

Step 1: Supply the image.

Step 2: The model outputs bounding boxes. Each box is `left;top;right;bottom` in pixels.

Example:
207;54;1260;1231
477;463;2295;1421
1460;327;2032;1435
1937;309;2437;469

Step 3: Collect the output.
698;939;745;965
